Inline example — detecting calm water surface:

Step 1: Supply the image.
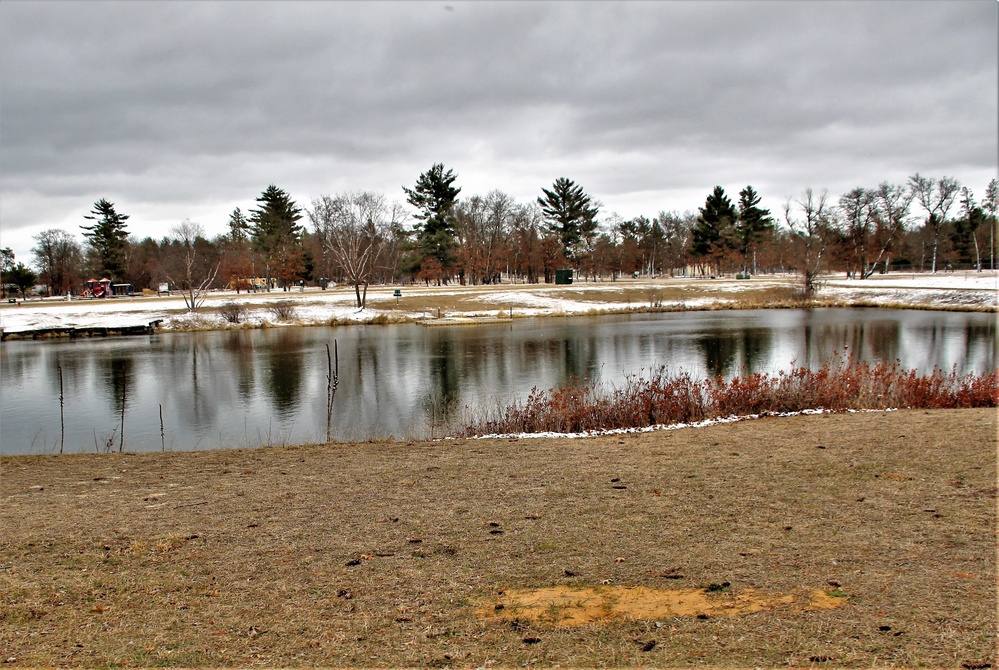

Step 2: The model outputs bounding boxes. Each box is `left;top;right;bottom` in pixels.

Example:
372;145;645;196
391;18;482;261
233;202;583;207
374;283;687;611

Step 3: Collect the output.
1;309;994;454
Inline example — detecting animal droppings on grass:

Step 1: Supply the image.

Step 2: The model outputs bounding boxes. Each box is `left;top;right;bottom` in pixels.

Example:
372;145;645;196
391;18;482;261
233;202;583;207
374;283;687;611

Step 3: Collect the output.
477;585;845;626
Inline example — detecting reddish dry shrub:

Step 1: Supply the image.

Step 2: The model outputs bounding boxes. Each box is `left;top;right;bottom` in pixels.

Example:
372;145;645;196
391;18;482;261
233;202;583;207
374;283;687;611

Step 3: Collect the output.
459;358;998;436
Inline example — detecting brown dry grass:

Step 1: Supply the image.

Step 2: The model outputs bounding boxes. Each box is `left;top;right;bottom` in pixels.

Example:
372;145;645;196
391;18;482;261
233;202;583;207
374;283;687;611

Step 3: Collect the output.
368;281;807;319
1;409;995;668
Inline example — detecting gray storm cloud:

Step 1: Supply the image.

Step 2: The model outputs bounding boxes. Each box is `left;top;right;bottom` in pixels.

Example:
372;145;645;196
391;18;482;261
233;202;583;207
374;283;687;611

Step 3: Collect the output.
1;0;995;257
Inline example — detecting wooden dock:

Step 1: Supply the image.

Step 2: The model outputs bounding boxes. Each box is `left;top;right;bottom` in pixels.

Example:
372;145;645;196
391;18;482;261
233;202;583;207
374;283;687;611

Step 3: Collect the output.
1;320;163;341
419;316;513;327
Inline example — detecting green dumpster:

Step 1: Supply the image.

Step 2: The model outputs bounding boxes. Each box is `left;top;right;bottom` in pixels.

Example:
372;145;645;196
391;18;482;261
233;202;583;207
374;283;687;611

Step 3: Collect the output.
555;269;573;285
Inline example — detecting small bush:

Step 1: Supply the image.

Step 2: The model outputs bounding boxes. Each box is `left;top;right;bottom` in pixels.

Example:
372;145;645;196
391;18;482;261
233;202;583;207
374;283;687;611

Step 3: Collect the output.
218;301;248;324
269;302;298;321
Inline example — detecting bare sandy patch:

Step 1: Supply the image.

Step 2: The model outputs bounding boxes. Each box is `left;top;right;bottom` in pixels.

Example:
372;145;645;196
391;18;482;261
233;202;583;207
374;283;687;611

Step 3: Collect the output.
477;585;844;626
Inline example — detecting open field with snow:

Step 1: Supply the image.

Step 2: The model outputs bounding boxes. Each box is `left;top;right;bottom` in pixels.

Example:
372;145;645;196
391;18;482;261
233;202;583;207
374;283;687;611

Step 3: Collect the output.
0;272;995;337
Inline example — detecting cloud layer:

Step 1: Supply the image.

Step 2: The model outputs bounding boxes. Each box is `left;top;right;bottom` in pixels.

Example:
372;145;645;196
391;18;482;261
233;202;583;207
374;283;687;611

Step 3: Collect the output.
1;1;995;258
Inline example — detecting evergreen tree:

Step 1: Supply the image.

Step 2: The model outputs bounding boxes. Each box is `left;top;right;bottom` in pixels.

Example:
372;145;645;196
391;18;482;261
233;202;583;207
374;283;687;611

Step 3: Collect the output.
228;207;250;243
81;198;130;279
735;185;773;273
537;177;599;262
690;186;737;273
249;185;303;286
8;262;36;297
1;247;15;299
403;163;461;268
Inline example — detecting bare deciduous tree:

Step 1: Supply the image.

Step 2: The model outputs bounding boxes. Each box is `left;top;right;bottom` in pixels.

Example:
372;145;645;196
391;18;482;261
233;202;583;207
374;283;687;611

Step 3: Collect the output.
909;174;960;273
453;190;515;285
309;192;393;309
984;178;998;271
784;188;832;298
165;220;220;312
869;182;913;275
32;228;83;295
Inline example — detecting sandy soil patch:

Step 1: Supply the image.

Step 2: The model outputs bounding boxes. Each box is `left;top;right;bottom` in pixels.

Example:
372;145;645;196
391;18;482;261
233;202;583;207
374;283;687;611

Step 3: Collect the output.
477;585;843;627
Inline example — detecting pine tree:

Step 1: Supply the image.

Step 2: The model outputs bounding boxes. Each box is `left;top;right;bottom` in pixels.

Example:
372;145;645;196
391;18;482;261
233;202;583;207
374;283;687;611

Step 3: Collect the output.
1;247;15;299
690;186;737;273
81;198;130;280
735;185;773;274
249;185;303;287
537;177;599;262
403;163;461;268
228;207;250;243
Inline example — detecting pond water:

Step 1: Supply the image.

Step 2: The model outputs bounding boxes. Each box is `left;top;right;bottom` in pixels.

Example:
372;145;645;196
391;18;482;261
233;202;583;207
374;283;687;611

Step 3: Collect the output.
1;308;994;454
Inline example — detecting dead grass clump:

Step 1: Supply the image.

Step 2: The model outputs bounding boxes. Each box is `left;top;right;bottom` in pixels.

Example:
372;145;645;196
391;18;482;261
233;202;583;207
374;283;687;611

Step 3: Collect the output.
459;357;999;436
268;302;298;321
217;301;248;324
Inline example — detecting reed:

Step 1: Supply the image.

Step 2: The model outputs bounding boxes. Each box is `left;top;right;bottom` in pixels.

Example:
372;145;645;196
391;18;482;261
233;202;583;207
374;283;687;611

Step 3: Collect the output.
57;363;65;454
458;357;999;436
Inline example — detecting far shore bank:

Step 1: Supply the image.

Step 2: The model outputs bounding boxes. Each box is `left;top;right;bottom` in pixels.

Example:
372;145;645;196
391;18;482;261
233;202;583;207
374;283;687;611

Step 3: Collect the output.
2;272;996;340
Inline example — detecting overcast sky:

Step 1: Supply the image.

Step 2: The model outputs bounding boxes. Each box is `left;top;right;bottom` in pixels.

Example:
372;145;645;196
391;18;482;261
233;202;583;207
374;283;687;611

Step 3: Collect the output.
1;0;996;261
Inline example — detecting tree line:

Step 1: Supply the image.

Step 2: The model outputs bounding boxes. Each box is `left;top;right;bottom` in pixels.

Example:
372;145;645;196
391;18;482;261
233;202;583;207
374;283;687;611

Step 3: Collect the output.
2;166;996;305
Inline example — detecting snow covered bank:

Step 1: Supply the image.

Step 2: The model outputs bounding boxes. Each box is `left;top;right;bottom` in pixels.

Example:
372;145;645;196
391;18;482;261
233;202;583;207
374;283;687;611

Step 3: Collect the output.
0;272;994;336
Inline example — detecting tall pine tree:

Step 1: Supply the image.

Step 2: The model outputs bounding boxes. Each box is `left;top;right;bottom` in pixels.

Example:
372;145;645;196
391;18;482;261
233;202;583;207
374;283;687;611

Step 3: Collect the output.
735;185;772;274
537;177;599;263
690;186;737;274
249;185;304;289
403;163;461;269
228;207;250;243
81;198;130;280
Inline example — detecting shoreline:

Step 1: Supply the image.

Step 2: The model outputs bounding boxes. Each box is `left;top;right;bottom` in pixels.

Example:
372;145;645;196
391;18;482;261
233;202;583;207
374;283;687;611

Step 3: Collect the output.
2;272;996;340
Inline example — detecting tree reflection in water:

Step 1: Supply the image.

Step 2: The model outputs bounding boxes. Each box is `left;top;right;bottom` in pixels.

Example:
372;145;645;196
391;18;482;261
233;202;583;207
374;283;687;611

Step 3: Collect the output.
1;309;993;454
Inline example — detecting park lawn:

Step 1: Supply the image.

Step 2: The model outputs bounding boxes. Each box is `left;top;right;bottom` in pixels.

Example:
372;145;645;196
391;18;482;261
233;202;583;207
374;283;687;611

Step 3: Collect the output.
0;408;995;667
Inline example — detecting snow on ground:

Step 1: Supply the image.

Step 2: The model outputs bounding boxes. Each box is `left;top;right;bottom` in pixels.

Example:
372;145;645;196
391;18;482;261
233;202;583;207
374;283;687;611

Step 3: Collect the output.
483;289;634;315
824;272;998;291
462;408;896;441
0;272;994;335
822;271;998;308
0;289;378;334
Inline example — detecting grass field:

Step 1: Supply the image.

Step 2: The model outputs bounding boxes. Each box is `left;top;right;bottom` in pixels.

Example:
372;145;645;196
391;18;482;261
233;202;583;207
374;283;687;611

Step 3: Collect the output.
1;408;995;667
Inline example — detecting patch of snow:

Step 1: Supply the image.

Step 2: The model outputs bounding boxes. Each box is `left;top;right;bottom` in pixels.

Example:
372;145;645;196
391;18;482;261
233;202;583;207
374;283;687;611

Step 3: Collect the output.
824;272;998;291
1;272;992;335
462;407;897;440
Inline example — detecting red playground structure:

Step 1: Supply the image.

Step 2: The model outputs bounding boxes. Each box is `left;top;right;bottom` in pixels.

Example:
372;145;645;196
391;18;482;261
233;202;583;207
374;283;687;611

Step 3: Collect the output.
85;278;112;298
84;278;132;298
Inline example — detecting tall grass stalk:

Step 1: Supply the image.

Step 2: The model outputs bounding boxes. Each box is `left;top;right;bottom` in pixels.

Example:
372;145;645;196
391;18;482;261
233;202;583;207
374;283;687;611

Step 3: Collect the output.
58;363;65;454
119;375;127;452
458;357;999;437
326;340;339;443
